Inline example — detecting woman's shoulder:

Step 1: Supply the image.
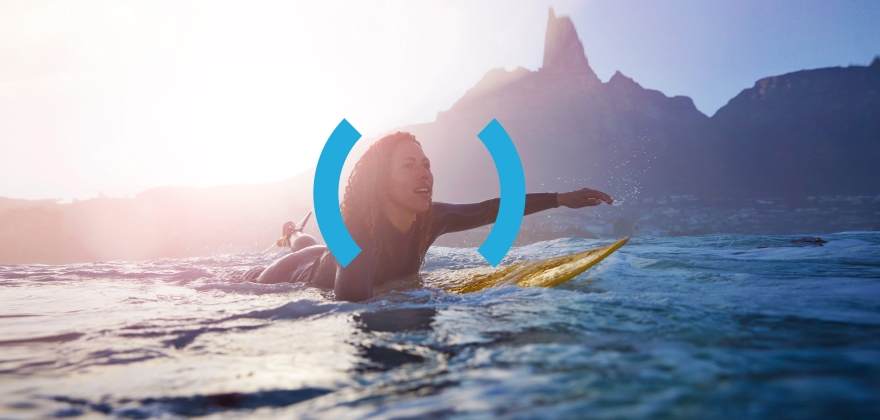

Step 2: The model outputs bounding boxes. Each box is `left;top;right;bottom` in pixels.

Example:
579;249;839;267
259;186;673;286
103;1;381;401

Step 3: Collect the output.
429;201;463;215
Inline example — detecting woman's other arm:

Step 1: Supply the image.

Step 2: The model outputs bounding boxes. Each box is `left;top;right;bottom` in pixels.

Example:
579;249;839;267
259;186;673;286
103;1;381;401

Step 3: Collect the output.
333;245;379;302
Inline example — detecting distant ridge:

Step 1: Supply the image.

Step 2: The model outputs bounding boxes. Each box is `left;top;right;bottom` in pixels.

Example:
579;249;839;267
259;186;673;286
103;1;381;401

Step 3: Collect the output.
0;172;317;264
709;59;880;197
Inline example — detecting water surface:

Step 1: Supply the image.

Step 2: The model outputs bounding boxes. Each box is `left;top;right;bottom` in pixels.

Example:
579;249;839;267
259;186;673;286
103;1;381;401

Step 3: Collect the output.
1;233;879;419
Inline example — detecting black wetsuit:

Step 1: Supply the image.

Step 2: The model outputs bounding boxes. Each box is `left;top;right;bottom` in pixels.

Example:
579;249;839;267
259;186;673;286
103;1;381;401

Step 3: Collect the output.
255;193;559;302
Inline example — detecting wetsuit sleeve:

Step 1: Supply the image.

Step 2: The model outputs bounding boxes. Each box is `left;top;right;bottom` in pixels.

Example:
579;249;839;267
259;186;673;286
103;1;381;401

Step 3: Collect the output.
431;192;559;237
333;244;379;302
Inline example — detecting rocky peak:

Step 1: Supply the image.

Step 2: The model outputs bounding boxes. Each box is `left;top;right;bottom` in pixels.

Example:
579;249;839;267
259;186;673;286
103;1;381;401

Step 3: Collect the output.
608;70;638;87
541;8;599;83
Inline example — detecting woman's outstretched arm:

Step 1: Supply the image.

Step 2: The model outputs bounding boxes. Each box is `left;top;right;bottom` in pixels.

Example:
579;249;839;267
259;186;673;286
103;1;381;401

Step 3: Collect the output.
556;188;614;208
430;193;557;237
431;189;613;239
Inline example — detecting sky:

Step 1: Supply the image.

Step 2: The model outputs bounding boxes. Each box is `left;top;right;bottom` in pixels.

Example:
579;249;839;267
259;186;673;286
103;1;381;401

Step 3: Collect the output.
1;0;878;201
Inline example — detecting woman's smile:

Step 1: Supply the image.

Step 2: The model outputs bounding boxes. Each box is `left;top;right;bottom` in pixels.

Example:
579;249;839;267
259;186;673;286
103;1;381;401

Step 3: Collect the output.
413;185;432;200
387;141;434;217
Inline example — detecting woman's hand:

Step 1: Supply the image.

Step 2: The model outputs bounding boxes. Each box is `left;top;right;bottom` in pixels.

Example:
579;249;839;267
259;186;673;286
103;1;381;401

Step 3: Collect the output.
557;188;613;208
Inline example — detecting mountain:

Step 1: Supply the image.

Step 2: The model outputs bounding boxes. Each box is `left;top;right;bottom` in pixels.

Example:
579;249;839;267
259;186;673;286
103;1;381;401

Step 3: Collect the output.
401;8;714;205
404;9;879;204
709;58;880;198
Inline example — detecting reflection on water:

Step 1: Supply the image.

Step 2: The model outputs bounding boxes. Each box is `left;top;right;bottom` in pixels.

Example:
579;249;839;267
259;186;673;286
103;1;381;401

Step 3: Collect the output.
355;307;437;333
1;233;880;418
353;308;437;373
50;389;334;418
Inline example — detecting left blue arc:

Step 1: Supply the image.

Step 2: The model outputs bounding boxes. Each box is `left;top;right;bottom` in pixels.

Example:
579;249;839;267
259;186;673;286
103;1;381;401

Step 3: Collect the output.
477;119;526;267
313;119;362;268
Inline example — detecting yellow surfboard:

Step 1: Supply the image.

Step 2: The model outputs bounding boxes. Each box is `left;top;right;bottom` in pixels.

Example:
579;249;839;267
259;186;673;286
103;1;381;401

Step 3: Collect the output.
425;237;628;294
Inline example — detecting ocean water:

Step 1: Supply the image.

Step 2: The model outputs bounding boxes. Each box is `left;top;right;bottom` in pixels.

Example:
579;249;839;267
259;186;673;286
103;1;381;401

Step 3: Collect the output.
1;233;879;419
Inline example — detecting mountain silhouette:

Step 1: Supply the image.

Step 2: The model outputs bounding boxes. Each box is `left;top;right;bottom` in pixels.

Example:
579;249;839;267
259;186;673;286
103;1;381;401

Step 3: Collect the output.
402;8;712;204
709;58;880;198
404;8;879;204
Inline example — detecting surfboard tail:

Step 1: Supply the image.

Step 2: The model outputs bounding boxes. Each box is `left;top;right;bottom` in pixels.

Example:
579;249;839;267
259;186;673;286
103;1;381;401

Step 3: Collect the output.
296;211;313;231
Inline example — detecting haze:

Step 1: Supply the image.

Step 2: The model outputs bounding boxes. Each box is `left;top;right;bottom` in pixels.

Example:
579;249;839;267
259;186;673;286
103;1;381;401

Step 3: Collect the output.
1;0;878;201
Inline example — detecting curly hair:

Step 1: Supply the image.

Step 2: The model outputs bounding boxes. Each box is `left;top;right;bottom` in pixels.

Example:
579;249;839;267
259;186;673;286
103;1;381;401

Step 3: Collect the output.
340;132;434;270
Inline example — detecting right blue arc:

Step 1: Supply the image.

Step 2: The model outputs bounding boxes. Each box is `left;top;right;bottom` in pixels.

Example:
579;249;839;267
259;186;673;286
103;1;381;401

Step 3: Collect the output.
477;119;526;267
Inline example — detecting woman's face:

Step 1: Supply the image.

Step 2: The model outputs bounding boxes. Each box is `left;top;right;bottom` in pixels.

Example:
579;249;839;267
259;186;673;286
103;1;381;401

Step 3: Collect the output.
386;141;433;215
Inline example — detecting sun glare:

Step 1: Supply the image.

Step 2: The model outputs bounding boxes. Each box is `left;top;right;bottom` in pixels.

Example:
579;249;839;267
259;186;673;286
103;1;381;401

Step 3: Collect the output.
0;0;558;199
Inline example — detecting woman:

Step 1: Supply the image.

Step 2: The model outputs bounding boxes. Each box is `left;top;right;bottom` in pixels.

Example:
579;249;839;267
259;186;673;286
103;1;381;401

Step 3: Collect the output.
251;132;613;302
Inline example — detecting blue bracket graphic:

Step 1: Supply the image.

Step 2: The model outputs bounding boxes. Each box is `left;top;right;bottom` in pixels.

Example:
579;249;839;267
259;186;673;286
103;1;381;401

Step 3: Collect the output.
314;118;525;268
313;119;362;267
477;119;526;267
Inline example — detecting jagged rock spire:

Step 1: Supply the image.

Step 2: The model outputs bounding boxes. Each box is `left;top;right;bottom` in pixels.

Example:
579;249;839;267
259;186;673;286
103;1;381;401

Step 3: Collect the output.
541;8;599;82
